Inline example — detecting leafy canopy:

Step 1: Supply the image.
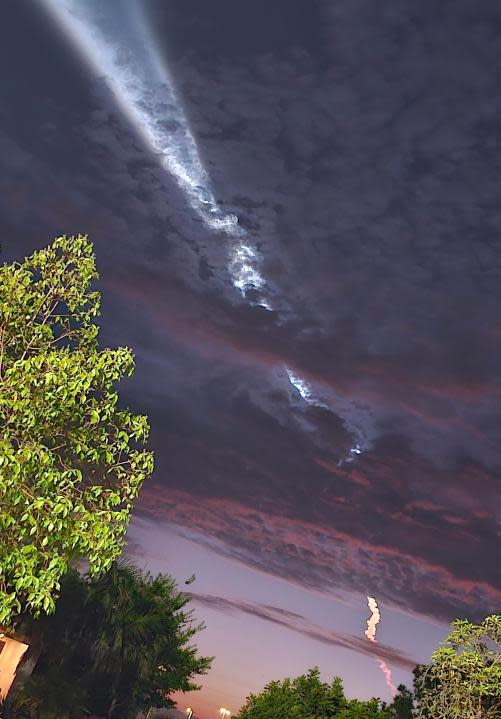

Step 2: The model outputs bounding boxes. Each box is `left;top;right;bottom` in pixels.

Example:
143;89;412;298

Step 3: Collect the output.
237;667;391;719
0;236;154;626
414;614;501;719
6;563;212;718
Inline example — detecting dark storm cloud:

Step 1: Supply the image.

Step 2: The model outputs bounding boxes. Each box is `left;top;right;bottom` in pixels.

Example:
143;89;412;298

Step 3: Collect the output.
1;0;500;631
146;0;324;62
186;592;418;671
160;0;501;453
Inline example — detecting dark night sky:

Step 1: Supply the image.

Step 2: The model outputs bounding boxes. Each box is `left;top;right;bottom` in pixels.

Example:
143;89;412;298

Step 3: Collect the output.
1;1;500;715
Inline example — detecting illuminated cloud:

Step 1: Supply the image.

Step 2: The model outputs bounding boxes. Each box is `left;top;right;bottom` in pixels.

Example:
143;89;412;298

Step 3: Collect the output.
365;596;380;642
286;367;367;462
39;0;271;309
39;0;218;224
138;487;501;623
229;241;271;307
286;367;327;407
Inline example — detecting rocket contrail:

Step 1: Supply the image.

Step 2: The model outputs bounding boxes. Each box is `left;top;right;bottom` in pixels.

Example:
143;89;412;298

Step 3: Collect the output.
38;0;227;228
38;0;270;307
39;3;374;458
364;596;397;696
378;659;397;695
286;368;327;408
286;367;368;463
365;595;381;642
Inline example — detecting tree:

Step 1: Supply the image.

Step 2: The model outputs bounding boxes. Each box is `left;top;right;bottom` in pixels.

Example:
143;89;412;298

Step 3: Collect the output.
411;665;435;719
387;684;413;718
0;236;154;626
237;667;390;719
5;563;212;718
414;614;501;719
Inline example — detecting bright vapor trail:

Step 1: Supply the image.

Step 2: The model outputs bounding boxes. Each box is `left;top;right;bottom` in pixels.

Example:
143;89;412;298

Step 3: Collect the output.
287;368;315;402
365;596;380;642
364;596;397;696
39;0;270;305
286;368;327;408
377;659;397;696
39;0;237;231
41;0;375;455
286;368;368;463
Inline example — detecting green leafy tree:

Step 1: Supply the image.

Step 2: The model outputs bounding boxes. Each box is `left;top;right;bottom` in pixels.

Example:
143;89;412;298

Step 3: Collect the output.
411;665;435;719
340;701;392;719
237;667;390;719
5;563;212;718
0;236;154;626
387;684;414;718
414;614;501;719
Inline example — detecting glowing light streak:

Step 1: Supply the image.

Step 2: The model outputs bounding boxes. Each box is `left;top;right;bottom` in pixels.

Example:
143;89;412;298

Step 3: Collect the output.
287;369;313;401
39;0;271;308
230;243;267;295
378;659;397;696
337;443;364;467
41;4;376;447
365;595;380;642
285;370;369;461
39;0;220;223
364;596;397;696
286;368;327;408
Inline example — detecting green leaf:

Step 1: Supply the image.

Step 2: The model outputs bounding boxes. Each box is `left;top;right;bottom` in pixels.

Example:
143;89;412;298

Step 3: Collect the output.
0;236;154;625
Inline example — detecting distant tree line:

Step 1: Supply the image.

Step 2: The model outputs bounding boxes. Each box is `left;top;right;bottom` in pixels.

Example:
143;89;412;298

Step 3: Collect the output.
236;614;500;719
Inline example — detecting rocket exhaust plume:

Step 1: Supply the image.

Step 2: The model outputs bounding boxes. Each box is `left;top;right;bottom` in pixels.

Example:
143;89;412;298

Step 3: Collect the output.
364;596;397;696
38;0;270;308
365;595;380;642
378;659;397;695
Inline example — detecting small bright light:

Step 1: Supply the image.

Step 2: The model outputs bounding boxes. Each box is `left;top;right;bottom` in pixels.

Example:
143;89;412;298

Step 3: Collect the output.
257;298;273;310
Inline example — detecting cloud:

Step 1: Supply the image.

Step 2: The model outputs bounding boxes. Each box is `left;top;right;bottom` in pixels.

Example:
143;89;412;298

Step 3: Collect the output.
103;264;501;469
186;592;417;671
137;475;500;623
1;0;500;636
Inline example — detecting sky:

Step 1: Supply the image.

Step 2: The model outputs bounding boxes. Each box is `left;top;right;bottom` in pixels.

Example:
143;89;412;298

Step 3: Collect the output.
1;0;501;716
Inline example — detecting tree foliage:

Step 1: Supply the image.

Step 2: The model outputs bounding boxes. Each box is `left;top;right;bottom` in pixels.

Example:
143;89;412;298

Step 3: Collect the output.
0;236;154;626
5;563;212;718
387;685;413;719
414;614;501;719
237;667;392;719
